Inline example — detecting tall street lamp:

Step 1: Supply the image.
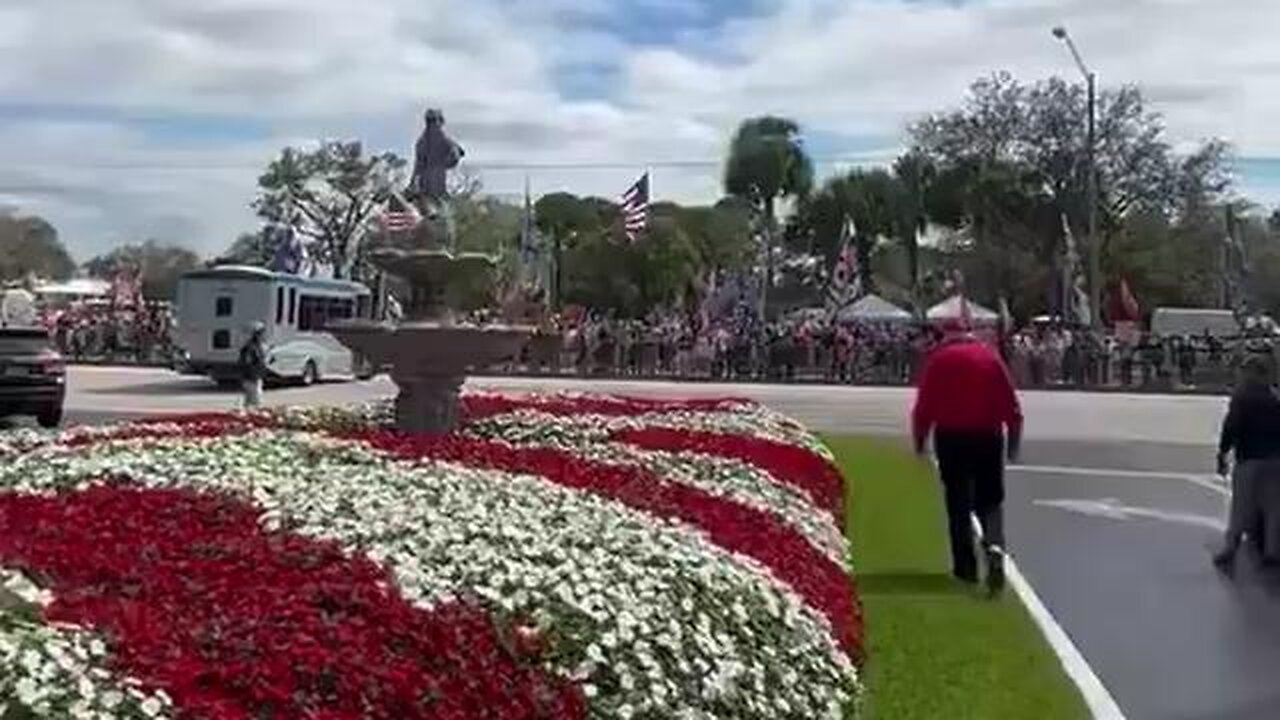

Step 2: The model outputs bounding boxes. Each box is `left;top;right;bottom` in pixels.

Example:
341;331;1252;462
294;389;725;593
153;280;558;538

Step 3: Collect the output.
1052;25;1100;329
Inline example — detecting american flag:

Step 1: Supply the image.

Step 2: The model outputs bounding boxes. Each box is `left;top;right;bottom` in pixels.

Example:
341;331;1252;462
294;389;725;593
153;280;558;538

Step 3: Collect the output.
380;192;420;233
620;172;650;242
825;218;861;316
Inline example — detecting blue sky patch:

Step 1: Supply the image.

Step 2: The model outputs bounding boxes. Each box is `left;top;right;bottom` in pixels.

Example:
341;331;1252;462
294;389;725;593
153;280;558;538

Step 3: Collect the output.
1233;157;1280;207
573;0;776;46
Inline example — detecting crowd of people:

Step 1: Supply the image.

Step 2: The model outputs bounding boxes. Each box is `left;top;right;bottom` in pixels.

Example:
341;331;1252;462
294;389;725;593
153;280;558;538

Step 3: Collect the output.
25;291;1280;395
513;310;1280;392
43;302;176;366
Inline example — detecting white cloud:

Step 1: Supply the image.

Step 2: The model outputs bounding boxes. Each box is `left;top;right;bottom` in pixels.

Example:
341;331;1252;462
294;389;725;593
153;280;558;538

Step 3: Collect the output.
1;0;1278;262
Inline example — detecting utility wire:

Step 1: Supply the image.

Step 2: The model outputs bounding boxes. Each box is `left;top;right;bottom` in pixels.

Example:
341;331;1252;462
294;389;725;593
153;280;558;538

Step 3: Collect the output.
0;153;892;173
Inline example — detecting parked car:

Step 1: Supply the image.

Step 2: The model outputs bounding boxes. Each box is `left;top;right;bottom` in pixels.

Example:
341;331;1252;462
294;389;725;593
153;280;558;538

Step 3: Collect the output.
0;326;66;427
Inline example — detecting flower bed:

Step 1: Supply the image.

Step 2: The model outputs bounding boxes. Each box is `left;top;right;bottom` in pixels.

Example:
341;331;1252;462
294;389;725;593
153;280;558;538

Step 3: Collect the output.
0;391;862;719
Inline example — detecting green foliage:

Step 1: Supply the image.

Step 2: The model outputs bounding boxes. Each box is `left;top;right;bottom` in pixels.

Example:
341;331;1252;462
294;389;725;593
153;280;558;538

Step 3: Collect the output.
453;196;522;256
528;192;751;317
254;141;406;279
216;231;277;268
723;116;815;214
900;71;1239;319
83;240;201;301
0;213;74;283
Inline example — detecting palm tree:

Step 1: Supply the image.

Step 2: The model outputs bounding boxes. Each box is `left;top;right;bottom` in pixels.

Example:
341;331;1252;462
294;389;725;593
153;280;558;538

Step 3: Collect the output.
790;169;901;299
723;117;814;317
892;151;936;304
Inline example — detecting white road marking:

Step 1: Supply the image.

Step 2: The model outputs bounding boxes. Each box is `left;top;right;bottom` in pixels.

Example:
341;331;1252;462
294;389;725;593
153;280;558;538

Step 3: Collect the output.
1034;498;1226;532
68;364;174;375
970;516;1128;720
1011;464;1230;496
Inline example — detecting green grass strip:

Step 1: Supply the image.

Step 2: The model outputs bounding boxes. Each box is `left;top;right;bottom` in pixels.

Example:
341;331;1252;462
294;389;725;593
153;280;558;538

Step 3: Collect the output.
828;435;1089;720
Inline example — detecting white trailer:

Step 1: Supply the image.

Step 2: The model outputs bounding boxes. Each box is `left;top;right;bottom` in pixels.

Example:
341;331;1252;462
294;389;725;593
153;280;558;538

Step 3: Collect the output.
173;265;373;386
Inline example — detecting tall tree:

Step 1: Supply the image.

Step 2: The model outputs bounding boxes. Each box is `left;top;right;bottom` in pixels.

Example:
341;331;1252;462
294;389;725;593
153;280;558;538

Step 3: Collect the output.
83;240;202;301
215;230;277;268
891;151;936;300
909;72;1229;315
254;141;406;280
788;169;903;295
911;73;1189;231
723;116;814;316
671;198;754;274
0;213;75;282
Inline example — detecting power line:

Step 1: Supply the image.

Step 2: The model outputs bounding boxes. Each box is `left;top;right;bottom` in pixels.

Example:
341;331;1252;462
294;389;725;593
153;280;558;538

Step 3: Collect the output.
0;153;894;173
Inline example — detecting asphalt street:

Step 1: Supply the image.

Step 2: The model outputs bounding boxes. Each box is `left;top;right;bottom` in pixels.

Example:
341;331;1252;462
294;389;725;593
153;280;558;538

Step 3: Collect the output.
11;366;1279;719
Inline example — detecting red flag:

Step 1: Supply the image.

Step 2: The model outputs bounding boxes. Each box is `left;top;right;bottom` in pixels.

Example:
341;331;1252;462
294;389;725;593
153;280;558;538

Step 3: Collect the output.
1112;279;1140;323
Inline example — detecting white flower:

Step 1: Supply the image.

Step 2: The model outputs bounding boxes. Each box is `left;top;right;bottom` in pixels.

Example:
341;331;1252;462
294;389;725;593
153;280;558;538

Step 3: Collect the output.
0;391;861;719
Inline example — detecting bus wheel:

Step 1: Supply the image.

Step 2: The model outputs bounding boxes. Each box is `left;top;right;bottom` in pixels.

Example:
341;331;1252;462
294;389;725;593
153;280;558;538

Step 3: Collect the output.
300;360;319;387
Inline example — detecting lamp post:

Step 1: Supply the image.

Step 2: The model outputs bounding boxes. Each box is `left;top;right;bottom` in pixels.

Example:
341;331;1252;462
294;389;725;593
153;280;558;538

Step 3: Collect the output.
1052;25;1100;329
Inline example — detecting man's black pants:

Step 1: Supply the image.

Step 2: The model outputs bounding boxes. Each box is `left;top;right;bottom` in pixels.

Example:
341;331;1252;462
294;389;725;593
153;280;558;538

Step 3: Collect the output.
934;430;1007;581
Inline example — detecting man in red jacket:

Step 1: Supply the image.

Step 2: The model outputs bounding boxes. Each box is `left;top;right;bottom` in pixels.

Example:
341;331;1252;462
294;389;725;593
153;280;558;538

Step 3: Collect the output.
913;323;1023;595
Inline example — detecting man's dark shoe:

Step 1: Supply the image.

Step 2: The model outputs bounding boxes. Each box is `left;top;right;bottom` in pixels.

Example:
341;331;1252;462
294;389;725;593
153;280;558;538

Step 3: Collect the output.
1212;547;1237;574
954;568;979;585
985;546;1006;597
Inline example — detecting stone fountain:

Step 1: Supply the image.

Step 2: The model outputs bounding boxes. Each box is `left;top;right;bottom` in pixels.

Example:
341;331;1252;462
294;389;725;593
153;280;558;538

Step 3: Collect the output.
329;108;533;433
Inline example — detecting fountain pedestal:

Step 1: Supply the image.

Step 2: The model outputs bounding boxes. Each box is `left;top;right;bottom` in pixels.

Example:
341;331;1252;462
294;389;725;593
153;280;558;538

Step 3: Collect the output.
329;318;531;433
329;248;532;434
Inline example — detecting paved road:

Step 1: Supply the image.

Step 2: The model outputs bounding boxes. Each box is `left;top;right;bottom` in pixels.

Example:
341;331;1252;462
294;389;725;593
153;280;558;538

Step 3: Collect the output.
23;367;1280;718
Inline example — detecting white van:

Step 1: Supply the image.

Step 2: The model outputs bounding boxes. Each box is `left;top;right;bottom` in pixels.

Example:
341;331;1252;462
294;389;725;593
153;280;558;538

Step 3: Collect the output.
173;265;373;386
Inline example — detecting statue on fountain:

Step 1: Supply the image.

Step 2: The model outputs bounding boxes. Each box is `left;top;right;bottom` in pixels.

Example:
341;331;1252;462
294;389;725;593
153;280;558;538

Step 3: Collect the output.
403;108;464;249
327;106;533;434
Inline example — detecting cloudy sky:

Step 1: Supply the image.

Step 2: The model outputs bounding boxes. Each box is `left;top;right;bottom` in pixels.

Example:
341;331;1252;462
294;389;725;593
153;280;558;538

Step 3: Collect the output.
2;0;1278;261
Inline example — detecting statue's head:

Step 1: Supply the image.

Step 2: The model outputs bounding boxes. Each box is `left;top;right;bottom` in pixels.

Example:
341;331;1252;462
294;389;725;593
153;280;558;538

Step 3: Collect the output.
424;108;445;127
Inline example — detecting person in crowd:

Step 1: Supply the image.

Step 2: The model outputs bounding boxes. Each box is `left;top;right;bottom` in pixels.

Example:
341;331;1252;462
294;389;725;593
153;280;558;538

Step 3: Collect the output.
1214;355;1280;572
1176;335;1198;387
913;319;1024;596
238;322;269;410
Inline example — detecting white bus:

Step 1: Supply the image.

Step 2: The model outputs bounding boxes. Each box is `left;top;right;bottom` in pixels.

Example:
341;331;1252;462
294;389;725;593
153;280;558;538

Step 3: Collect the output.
173;265;374;386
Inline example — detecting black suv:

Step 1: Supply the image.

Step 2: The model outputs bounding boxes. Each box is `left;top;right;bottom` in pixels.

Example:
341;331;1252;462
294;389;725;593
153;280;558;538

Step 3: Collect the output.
0;327;66;428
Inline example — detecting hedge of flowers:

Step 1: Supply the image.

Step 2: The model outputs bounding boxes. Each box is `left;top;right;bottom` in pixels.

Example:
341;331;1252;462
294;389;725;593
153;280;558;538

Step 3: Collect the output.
0;391;862;719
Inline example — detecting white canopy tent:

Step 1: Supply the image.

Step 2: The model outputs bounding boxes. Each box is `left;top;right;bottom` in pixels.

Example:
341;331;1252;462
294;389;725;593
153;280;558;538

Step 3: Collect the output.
837;294;913;324
926;295;999;325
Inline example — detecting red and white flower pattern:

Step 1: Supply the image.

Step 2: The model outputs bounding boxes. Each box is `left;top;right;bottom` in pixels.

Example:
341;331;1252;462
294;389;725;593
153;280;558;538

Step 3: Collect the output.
0;392;862;719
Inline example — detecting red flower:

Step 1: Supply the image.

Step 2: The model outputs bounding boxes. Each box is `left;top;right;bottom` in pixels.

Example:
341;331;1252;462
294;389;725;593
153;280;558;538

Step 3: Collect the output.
56;402;865;661
612;427;845;528
0;486;586;719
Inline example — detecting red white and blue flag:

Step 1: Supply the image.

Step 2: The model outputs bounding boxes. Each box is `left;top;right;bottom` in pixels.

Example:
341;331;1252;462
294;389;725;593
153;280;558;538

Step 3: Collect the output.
620;172;650;242
826;217;861;316
380;192;420;234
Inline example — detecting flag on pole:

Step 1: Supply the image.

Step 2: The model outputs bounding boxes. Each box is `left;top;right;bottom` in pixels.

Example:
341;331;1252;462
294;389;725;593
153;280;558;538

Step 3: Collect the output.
380;191;420;233
518;176;543;290
268;224;307;275
1115;278;1140;322
1061;214;1091;326
1222;205;1250;313
620;172;651;242
826;217;862;315
952;269;973;330
998;296;1013;333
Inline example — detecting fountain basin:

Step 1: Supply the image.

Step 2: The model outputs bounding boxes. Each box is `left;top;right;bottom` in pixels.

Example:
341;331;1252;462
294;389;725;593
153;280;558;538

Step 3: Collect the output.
330;319;533;433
